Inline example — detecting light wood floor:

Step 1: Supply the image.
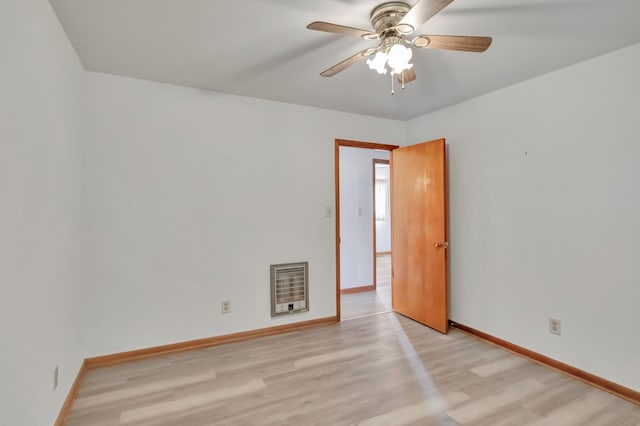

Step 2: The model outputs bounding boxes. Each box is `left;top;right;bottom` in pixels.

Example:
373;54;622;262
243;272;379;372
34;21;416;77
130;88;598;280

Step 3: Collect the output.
66;312;640;425
341;254;391;320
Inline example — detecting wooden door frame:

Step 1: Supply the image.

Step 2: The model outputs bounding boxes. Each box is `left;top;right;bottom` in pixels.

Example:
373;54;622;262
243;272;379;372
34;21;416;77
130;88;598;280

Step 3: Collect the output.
372;159;390;293
334;139;399;321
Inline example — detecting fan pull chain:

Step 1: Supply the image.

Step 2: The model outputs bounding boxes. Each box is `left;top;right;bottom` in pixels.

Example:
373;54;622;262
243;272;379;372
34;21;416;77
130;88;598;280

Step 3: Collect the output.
391;73;395;95
402;71;405;90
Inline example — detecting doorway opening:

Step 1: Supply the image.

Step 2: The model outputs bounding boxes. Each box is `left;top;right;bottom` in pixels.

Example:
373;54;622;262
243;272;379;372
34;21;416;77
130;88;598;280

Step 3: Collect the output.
334;139;398;321
335;138;449;332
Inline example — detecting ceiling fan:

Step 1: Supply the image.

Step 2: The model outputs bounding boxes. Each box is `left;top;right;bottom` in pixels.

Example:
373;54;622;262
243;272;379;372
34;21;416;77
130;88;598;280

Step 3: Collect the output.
307;0;492;92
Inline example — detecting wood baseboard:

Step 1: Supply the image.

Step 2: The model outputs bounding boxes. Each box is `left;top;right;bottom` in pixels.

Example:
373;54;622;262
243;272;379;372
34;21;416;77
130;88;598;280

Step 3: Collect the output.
340;285;375;295
86;316;338;369
54;359;88;426
450;321;640;406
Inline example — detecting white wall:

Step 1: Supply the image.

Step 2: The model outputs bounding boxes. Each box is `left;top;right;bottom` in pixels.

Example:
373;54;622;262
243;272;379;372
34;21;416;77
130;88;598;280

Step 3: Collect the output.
374;164;391;253
406;42;640;391
0;0;85;424
82;73;404;356
339;148;390;290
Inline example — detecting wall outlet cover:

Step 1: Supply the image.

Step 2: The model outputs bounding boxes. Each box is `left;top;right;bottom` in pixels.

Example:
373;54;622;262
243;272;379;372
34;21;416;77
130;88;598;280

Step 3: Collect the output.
549;318;561;336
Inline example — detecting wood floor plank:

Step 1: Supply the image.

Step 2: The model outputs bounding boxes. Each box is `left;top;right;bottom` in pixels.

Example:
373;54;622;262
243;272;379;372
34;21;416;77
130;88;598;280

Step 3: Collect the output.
74;370;218;410
120;379;266;424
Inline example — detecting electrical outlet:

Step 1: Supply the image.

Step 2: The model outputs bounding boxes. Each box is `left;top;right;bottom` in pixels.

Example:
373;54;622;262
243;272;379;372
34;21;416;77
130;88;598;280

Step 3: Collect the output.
221;300;231;314
549;318;561;336
53;366;59;391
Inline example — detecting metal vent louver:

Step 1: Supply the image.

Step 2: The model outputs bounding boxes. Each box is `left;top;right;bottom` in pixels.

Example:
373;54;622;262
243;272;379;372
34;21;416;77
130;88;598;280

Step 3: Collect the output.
271;262;309;316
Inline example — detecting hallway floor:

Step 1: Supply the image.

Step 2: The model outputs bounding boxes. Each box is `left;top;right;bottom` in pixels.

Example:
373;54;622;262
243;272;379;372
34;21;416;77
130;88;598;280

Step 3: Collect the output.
341;254;391;320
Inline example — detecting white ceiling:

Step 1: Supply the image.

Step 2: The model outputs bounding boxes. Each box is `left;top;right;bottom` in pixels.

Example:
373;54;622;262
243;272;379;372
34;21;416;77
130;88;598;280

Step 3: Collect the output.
50;0;640;120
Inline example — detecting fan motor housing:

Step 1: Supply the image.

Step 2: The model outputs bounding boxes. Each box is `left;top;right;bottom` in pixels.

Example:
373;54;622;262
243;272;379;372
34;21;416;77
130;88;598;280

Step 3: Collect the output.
370;2;411;35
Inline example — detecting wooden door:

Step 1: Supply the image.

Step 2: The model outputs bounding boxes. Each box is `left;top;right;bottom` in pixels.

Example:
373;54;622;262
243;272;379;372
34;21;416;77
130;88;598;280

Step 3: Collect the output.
391;138;448;333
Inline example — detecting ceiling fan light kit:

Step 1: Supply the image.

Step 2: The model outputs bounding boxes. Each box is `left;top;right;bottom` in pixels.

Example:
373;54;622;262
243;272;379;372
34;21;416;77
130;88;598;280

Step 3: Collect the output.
307;0;492;94
366;37;414;75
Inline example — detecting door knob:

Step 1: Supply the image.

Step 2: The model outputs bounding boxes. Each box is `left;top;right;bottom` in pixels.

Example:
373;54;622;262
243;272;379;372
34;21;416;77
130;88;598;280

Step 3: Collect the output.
434;242;449;248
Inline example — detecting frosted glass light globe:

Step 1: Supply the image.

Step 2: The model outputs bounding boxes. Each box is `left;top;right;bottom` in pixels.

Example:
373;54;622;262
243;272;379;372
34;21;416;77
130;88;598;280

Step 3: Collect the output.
386;44;413;75
366;51;388;75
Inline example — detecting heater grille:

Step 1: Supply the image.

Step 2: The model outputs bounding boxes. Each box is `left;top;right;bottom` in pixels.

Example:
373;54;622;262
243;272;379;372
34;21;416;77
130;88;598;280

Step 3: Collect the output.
271;262;308;316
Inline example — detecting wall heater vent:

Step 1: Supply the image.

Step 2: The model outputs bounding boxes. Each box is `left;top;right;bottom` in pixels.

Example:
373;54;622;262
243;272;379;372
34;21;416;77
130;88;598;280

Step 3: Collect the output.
271;262;309;316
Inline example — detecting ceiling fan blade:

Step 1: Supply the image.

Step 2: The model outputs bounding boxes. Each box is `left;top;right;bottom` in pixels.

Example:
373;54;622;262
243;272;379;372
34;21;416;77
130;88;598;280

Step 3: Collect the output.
413;35;492;52
320;49;373;77
307;21;376;38
399;0;454;32
397;68;417;85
